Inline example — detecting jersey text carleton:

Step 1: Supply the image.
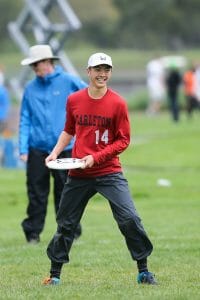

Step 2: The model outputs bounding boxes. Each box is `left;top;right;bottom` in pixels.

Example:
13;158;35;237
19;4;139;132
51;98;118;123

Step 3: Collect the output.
75;114;112;128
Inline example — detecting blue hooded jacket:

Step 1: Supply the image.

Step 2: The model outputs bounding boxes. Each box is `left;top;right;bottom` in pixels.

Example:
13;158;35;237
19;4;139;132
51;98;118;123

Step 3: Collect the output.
19;65;87;154
0;85;10;121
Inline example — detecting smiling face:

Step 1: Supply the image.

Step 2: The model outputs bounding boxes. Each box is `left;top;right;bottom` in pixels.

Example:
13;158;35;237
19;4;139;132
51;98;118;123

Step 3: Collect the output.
87;64;112;90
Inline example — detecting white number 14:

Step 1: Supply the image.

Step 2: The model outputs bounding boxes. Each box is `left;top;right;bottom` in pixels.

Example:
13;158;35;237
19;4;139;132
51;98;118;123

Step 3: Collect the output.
95;129;109;144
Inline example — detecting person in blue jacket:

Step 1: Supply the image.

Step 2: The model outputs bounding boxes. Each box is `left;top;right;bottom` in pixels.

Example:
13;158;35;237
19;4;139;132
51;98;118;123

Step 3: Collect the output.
0;81;10;133
19;45;87;244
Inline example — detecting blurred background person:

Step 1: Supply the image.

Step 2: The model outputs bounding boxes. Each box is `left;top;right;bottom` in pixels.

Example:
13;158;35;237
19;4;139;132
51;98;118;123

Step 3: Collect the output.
183;65;199;118
19;45;87;244
146;58;166;116
0;66;10;134
165;65;182;122
194;63;200;105
0;64;5;86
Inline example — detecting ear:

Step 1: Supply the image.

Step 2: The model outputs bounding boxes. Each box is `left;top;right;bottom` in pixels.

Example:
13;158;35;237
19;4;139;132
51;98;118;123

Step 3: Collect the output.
87;67;91;76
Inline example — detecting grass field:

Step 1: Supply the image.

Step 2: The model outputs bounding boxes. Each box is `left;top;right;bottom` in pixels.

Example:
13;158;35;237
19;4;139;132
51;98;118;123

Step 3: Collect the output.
0;112;200;299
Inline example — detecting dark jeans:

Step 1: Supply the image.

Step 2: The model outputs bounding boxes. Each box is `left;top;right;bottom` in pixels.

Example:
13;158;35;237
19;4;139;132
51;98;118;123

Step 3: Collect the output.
168;92;179;121
21;148;79;238
47;173;153;264
186;95;200;116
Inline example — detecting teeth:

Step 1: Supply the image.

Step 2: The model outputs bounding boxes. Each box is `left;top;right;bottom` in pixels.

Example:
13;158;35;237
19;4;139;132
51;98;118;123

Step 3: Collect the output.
97;78;105;82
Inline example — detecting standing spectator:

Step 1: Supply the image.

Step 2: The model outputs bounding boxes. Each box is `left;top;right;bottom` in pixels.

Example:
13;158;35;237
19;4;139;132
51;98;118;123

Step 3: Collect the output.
146;58;166;115
19;45;87;244
0;65;5;86
194;63;200;104
42;52;157;286
183;66;199;117
0;69;10;134
166;66;182;122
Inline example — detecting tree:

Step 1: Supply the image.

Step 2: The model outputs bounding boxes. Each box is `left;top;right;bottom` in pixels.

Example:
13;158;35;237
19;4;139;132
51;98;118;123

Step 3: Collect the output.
0;0;22;50
1;0;200;50
68;0;119;47
113;0;200;49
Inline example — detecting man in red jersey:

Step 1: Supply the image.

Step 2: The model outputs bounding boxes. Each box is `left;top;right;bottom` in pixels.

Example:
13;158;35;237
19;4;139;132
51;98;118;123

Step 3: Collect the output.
42;53;157;286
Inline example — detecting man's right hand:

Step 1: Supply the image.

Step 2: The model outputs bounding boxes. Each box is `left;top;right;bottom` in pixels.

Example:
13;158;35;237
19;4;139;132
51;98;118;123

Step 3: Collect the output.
81;155;94;168
20;154;28;162
45;152;58;166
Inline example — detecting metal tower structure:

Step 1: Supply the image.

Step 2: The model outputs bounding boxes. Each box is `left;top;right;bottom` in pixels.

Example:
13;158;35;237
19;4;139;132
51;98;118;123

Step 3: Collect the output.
8;0;82;100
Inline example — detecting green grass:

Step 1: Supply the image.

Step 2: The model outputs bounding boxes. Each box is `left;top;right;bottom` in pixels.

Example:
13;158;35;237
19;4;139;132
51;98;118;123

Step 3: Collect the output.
0;112;200;299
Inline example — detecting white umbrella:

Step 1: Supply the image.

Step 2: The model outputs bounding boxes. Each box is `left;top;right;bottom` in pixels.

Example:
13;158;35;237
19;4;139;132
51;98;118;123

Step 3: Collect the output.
160;55;187;68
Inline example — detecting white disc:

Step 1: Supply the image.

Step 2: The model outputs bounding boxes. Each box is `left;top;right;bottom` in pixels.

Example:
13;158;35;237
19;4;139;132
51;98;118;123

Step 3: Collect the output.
46;158;85;170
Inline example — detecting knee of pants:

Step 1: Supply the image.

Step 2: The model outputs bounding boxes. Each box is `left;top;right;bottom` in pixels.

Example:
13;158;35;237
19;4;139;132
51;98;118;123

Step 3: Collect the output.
118;217;144;236
58;222;78;237
47;233;70;264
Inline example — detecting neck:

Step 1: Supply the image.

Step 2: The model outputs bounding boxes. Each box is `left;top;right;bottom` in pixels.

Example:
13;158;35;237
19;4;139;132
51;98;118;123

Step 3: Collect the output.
88;86;108;99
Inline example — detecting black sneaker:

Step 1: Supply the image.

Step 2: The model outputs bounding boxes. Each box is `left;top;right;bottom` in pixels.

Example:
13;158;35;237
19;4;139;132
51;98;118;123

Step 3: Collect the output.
137;271;157;285
25;233;40;244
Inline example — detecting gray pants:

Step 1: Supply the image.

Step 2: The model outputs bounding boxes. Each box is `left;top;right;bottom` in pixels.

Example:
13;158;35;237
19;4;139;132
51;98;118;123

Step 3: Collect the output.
47;172;153;263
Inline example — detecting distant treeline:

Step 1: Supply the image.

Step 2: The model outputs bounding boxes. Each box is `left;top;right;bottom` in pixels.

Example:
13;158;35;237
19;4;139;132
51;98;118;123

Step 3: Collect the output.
1;0;200;50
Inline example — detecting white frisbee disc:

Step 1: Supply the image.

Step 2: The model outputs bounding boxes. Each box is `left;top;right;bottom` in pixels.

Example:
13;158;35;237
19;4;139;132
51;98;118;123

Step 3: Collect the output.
157;178;171;187
46;158;85;170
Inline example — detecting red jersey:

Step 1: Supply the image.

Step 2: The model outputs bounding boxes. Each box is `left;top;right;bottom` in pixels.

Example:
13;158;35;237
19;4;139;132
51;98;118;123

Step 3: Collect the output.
64;88;130;177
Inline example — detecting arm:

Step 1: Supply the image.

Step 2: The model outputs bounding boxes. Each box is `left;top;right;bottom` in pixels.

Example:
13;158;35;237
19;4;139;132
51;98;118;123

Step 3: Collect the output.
82;124;130;169
19;92;31;162
92;102;130;165
70;75;88;91
0;87;10;120
92;129;130;165
45;131;73;164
